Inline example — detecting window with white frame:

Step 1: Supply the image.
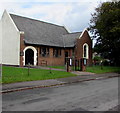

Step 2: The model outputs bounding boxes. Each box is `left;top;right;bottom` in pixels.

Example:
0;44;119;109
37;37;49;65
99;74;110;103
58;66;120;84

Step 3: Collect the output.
83;43;89;59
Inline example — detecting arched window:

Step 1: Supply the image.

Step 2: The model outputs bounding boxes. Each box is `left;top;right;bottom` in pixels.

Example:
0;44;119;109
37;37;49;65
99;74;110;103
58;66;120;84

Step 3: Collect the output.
83;43;89;59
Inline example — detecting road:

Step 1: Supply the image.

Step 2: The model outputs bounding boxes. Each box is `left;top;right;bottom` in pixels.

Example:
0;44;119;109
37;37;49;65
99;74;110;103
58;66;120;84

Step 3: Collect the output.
2;77;118;111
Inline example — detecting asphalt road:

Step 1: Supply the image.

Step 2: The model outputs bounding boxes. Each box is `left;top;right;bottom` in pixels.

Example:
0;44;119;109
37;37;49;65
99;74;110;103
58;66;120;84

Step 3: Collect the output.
2;77;119;111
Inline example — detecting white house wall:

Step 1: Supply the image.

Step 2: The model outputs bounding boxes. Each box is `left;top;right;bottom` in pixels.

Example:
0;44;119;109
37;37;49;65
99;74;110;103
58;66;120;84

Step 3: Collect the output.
0;20;2;64
1;10;20;65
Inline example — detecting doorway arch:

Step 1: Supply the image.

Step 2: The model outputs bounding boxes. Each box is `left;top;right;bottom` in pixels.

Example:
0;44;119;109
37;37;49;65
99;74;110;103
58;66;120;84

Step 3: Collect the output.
25;49;34;65
23;46;37;66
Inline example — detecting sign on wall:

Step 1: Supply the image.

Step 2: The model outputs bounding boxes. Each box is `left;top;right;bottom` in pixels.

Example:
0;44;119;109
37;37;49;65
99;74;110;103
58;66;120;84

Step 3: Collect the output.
20;51;24;56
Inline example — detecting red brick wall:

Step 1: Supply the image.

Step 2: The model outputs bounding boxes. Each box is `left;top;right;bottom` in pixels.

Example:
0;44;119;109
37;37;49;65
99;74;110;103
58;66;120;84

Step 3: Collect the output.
19;30;92;67
38;48;65;66
75;30;92;66
20;34;38;66
20;34;70;66
20;33;25;66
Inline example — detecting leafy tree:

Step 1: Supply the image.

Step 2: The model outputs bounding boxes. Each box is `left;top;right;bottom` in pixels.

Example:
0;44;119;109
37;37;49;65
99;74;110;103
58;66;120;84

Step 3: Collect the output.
93;56;103;61
89;1;120;66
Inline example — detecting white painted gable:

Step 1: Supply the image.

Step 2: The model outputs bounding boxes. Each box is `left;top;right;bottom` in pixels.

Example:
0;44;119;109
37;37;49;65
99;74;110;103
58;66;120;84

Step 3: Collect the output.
0;19;2;64
1;10;20;65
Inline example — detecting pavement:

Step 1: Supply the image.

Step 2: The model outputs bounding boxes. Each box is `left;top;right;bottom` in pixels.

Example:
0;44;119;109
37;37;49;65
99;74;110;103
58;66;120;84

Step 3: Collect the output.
1;71;120;94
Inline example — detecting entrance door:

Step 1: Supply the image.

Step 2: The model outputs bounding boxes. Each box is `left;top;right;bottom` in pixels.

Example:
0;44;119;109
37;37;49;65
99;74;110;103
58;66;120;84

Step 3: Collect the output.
25;49;34;65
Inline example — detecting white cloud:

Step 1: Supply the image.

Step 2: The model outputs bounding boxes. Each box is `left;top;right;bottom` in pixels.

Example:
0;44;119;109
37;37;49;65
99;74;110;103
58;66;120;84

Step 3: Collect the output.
0;0;107;3
0;0;107;32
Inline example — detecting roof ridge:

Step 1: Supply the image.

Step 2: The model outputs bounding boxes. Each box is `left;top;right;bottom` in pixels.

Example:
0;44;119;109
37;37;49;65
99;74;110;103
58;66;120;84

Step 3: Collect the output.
10;13;65;28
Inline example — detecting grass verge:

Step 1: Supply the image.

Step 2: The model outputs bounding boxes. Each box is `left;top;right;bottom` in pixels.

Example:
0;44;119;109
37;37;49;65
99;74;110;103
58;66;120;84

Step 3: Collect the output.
2;66;76;84
86;66;120;74
48;65;120;74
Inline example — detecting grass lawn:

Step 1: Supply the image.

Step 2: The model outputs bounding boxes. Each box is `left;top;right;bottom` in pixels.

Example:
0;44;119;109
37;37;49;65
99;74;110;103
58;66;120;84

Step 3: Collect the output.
48;65;120;74
2;66;76;84
86;66;120;74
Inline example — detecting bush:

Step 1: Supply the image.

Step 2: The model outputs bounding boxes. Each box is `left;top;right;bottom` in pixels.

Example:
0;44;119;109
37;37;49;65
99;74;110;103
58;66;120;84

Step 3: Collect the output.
103;60;110;66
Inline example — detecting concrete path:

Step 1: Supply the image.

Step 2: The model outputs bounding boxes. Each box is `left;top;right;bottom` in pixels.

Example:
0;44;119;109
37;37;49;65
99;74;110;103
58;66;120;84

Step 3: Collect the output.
71;71;95;75
1;72;120;93
22;66;66;71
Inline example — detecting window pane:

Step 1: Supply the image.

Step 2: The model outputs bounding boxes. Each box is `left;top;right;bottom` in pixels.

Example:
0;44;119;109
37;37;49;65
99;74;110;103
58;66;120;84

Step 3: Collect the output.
47;48;49;56
53;48;61;57
42;48;46;57
41;47;49;57
59;49;61;56
84;45;86;58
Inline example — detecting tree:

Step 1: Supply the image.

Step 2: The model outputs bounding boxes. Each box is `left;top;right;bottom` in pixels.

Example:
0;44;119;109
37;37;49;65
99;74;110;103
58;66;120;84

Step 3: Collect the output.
89;1;120;66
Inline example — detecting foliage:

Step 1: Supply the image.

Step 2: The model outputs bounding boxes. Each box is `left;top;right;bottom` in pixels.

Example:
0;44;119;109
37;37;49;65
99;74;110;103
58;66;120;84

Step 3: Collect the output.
93;56;103;61
89;1;120;66
2;66;76;84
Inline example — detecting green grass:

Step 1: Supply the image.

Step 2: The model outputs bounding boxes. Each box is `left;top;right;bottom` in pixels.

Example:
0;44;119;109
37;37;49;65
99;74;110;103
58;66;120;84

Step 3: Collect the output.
86;66;120;74
48;65;120;74
2;66;76;84
2;65;120;84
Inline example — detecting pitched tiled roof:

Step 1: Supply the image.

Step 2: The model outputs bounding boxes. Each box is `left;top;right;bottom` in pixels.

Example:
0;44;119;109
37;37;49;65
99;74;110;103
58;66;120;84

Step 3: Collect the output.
62;32;82;47
10;14;81;47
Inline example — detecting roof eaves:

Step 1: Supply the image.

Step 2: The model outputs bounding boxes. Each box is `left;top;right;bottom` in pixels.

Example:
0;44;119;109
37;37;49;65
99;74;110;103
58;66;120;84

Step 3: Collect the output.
24;41;64;48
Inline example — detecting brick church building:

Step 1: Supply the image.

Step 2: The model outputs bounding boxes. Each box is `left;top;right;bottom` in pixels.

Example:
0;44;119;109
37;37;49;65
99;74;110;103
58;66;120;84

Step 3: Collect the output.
0;10;92;67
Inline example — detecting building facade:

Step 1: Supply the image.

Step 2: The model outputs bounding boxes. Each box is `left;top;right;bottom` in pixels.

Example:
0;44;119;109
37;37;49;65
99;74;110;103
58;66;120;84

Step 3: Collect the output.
0;10;92;67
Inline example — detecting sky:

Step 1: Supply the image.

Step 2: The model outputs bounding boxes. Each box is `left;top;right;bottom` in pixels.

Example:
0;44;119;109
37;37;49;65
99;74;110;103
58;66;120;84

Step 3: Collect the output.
0;0;110;32
0;0;111;47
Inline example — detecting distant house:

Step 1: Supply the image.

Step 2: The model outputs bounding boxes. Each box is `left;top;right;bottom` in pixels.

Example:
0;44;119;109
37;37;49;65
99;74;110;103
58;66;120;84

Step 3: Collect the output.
0;10;92;67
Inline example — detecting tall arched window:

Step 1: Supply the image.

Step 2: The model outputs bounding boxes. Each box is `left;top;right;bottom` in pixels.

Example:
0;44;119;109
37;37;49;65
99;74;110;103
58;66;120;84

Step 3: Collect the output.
83;43;89;59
